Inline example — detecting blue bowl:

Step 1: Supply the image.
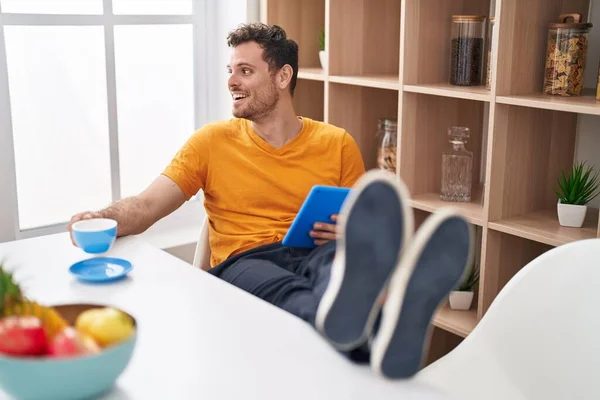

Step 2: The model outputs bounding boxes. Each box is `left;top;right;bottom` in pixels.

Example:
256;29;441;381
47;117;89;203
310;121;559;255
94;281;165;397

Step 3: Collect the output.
0;304;137;400
72;218;118;254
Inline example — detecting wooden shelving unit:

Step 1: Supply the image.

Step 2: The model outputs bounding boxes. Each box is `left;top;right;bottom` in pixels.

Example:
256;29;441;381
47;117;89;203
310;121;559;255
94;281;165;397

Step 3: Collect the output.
297;67;325;82
433;305;478;338
403;83;492;102
262;0;600;363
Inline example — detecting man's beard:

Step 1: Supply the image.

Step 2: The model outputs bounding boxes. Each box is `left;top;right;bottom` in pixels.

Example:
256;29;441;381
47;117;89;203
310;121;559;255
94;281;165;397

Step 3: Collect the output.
233;84;279;121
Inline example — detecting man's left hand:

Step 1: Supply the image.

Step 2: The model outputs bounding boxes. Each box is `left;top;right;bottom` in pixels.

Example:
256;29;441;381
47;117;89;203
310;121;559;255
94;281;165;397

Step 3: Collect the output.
310;214;338;246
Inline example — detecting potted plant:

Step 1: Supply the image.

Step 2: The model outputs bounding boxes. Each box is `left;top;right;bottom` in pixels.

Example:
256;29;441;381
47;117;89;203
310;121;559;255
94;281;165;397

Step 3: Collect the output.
449;265;479;310
555;161;599;228
318;29;326;70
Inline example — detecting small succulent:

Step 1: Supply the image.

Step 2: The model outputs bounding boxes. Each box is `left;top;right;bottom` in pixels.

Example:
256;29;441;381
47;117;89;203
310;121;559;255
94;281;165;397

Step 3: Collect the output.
555;161;600;206
458;265;479;292
318;29;325;52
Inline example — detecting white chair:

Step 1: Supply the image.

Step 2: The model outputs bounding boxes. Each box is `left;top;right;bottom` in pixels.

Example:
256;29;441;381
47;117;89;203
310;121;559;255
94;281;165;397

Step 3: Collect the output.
192;216;211;271
414;238;600;400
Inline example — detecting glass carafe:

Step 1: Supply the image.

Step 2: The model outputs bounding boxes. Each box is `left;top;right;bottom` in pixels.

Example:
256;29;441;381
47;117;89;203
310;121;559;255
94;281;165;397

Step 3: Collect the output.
376;118;397;174
441;126;473;202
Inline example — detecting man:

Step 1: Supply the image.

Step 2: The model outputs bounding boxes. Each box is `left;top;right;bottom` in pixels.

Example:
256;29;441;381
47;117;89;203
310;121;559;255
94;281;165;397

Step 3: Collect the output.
68;23;472;379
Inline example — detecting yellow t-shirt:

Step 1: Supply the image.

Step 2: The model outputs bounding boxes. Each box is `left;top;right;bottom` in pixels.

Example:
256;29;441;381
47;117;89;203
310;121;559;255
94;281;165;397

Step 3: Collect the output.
162;117;366;267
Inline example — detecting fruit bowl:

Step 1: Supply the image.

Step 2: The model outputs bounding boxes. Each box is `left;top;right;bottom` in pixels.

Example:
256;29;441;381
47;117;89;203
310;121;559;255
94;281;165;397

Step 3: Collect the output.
0;304;137;400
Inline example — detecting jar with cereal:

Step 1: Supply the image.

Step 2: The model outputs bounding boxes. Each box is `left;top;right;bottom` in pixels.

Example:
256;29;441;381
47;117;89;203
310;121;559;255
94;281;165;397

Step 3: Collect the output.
544;13;592;96
376;118;397;174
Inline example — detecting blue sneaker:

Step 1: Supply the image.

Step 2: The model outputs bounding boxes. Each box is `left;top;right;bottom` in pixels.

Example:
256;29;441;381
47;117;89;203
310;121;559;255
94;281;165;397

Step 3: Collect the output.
315;170;414;351
370;208;473;379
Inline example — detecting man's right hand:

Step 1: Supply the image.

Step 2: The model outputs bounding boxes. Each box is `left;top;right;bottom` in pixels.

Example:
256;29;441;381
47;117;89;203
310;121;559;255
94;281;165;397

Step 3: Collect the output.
65;175;188;247
67;211;105;247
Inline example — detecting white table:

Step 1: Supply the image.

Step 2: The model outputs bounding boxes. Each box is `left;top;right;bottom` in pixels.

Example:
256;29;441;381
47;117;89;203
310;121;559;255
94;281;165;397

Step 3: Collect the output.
0;233;451;400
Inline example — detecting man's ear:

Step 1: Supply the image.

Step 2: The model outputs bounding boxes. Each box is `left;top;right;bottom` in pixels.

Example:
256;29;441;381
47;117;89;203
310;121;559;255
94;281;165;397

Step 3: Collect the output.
277;64;294;90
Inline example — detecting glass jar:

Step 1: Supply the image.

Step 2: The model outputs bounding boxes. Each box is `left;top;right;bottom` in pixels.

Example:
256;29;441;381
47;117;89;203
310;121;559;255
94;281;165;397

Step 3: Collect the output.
486;17;495;90
441;126;473;202
376;118;397;174
450;15;486;86
544;13;593;97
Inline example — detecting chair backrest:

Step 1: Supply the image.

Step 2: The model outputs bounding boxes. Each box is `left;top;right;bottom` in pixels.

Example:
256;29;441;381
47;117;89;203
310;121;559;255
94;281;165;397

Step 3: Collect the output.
462;238;600;399
192;216;211;271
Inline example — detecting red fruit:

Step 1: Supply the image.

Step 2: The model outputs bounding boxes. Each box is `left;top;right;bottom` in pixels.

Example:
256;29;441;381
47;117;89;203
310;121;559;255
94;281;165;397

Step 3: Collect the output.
49;327;100;358
0;316;49;356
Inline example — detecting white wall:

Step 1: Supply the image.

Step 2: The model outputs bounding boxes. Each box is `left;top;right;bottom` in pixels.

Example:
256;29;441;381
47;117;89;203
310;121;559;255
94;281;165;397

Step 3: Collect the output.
575;0;600;208
209;0;260;122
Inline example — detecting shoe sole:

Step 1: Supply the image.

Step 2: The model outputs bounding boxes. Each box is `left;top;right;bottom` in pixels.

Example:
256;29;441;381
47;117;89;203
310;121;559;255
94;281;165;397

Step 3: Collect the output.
370;207;473;379
315;170;414;351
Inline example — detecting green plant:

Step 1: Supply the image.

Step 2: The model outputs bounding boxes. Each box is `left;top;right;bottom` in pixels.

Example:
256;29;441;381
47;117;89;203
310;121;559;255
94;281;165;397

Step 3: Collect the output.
555;161;600;205
458;266;479;292
318;29;325;51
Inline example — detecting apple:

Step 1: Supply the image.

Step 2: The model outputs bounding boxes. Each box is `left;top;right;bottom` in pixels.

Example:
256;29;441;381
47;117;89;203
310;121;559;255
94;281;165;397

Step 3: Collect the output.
0;316;48;356
48;326;100;358
76;307;134;347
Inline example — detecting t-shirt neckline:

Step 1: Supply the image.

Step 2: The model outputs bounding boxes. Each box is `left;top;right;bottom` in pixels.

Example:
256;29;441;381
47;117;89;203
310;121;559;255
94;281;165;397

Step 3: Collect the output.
244;117;309;155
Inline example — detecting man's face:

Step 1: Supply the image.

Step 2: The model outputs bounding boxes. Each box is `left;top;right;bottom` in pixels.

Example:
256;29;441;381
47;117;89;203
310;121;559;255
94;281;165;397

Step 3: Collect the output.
227;41;279;120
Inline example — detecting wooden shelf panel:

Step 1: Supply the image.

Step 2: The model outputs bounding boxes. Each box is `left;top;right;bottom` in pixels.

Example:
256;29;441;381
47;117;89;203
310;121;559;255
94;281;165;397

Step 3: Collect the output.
494;0;591;96
329;0;400;77
487;104;579;221
481;230;553;315
489;208;599;247
328;83;398;170
329;74;400;91
402;0;492;86
298;67;325;81
262;0;325;69
403;83;491;102
496;92;600;116
433;305;478;338
400;93;487;201
410;192;485;226
293;79;324;121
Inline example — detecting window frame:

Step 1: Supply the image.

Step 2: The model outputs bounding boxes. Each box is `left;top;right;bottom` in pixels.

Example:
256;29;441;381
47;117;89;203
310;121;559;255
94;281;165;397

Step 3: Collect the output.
0;0;210;242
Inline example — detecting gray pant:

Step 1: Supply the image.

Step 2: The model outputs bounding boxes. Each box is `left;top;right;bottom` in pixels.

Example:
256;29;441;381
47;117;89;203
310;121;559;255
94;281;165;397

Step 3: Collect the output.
208;240;371;362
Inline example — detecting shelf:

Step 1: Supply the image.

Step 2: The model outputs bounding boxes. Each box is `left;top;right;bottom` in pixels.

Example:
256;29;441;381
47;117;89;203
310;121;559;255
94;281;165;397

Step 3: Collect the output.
410;191;485;226
261;0;600;368
489;208;599;247
298;67;325;81
496;91;600;116
329;74;400;91
494;0;591;97
403;83;491;102
402;0;491;86
433;305;478;338
400;93;487;203
487;104;579;224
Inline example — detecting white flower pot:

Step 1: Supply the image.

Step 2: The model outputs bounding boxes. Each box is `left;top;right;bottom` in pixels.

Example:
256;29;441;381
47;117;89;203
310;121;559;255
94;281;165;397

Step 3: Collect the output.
319;50;327;71
449;291;474;310
557;200;587;228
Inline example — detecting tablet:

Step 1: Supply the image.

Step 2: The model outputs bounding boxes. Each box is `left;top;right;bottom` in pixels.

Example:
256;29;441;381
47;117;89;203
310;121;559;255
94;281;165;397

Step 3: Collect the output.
282;185;351;248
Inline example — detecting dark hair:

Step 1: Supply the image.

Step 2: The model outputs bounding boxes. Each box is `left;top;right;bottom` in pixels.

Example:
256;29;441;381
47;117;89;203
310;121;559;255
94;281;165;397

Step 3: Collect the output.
227;23;299;95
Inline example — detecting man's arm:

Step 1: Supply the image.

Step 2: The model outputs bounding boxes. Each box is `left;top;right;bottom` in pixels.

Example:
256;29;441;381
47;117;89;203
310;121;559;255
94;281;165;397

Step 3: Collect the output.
67;175;187;243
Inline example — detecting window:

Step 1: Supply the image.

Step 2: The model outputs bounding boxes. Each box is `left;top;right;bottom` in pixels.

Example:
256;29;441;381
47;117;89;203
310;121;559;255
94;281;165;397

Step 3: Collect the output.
0;0;208;237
